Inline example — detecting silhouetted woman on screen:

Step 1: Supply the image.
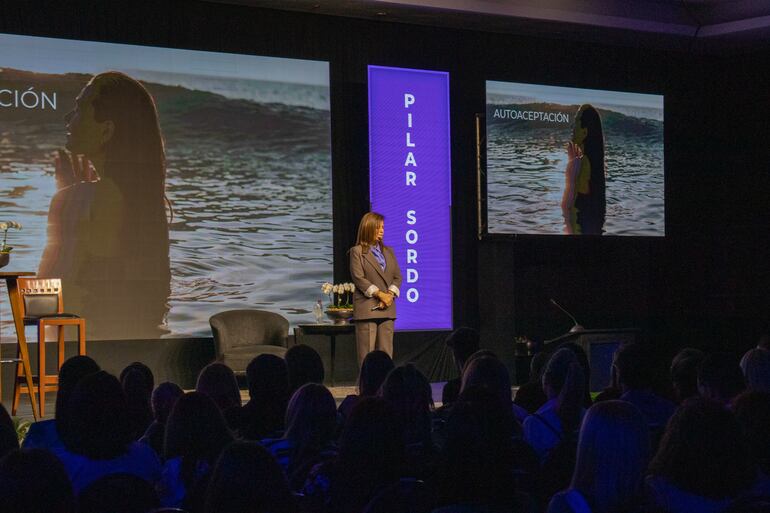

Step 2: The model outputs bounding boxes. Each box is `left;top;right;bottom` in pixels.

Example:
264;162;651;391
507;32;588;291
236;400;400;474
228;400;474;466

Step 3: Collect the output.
39;71;171;339
561;104;606;235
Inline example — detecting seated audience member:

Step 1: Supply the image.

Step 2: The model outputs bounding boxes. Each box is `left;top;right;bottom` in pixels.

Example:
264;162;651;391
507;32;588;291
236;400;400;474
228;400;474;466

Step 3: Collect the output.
594;362;622;403
236;354;290;440
733;391;770;480
523;348;586;461
0;448;75;513
77;473;160;513
758;332;770;352
432;386;533;512
120;361;155;441
613;343;677;430
262;383;338;490
53;370;162;494
441;327;480;406
204;441;298;513
698;353;746;406
286;344;325;395
559;342;594;408
0;404;18;459
160;391;235;510
548;401;650;513
140;381;184;458
724;496;770;513
196;362;242;427
302;397;405;513
23;355;100;450
380;363;436;477
514;351;550;413
462;354;528;423
647;397;757;513
740;348;770;393
670;348;706;404
338;350;394;421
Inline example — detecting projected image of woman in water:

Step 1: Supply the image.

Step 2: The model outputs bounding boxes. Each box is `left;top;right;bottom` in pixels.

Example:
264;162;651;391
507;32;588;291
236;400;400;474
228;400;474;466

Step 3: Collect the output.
38;71;171;339
560;104;606;235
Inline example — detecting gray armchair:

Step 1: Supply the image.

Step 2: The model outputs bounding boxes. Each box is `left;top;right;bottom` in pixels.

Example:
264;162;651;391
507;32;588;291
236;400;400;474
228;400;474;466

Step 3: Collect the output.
209;309;289;372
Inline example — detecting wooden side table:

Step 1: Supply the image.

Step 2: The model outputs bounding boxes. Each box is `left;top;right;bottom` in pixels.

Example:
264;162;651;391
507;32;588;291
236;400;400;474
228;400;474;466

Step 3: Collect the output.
1;272;40;420
295;323;355;386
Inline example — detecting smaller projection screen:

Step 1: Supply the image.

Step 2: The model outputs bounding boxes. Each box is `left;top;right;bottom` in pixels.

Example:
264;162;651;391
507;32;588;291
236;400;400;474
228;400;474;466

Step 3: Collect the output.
486;81;664;236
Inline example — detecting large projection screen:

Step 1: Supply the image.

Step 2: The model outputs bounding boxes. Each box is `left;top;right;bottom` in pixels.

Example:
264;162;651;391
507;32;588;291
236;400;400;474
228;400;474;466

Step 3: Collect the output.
486;81;664;236
0;33;331;340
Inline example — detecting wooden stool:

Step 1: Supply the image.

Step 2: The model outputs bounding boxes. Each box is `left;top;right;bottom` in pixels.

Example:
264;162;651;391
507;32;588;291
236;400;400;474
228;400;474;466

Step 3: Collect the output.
12;278;86;417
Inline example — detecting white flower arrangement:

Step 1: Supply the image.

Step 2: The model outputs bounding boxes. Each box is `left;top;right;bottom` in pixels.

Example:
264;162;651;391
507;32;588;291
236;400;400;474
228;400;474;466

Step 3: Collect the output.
1;221;22;253
320;281;355;309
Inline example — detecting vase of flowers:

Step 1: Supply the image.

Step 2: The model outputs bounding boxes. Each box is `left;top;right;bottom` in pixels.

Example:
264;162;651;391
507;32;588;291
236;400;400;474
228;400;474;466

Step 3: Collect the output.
0;221;22;269
320;282;355;324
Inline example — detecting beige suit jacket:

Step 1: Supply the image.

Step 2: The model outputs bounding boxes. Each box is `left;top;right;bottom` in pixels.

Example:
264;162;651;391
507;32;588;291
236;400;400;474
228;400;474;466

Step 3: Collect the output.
349;244;402;321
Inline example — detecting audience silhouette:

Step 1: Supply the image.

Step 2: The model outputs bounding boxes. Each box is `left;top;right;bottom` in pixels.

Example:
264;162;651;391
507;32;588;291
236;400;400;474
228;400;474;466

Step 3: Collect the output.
4;334;770;513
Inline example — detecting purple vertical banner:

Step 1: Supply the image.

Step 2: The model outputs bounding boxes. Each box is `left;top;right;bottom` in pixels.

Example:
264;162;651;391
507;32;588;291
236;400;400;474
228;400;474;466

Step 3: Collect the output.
368;65;452;331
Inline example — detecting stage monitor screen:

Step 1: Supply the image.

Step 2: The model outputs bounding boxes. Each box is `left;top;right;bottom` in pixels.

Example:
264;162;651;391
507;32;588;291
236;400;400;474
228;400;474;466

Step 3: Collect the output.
485;81;664;236
0;33;331;340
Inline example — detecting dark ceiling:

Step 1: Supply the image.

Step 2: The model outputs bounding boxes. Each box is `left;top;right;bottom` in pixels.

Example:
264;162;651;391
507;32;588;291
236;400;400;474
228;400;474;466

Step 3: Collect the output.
205;0;770;52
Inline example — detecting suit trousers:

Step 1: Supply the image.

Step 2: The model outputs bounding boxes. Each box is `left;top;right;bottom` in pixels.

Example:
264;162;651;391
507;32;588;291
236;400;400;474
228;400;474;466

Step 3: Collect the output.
354;318;394;366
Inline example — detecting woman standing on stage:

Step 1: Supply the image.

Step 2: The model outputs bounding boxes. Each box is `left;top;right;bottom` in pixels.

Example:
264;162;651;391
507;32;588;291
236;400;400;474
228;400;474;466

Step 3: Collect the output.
349;212;402;365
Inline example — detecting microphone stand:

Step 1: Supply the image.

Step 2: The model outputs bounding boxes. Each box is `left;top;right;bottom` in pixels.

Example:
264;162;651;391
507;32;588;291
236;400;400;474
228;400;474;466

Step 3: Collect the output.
550;298;584;333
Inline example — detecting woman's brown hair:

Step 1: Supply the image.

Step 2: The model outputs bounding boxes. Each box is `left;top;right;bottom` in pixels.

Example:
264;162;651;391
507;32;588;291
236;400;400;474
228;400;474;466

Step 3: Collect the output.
355;212;384;254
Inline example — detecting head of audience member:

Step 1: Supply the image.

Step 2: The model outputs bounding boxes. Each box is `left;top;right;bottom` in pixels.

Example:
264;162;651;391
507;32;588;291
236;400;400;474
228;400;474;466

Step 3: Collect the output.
559;341;593;406
670;348;706;403
120;362;154;440
740;348;770;393
283;383;337;475
733;390;770;476
0;404;18;460
465;349;498;367
460;354;512;406
60;371;133;459
568;401;649;513
196;362;241;411
445;327;480;373
242;354;290;439
77;473;159;513
358;350;394;397
613;343;655;392
55;356;100;432
151;382;184;424
698;353;746;405
164;392;234;487
285;344;325;395
204;441;297;513
380;363;433;446
119;361;154;391
758;332;770;352
649;397;755;500
543;348;586;433
0;448;75;513
435;386;519;507
247;353;289;402
530;350;551;385
331;397;405;513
